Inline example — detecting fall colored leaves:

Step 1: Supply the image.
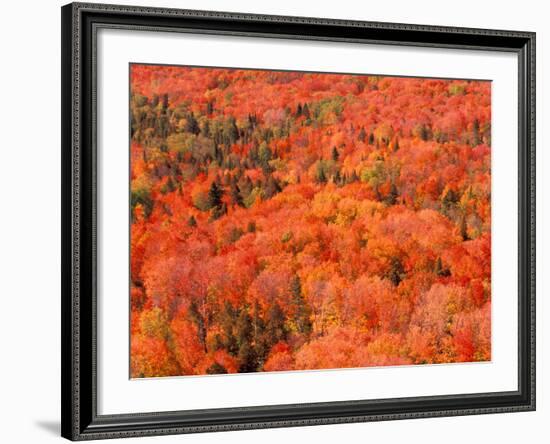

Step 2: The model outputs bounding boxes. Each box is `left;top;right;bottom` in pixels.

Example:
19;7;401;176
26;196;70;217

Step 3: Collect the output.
130;65;491;377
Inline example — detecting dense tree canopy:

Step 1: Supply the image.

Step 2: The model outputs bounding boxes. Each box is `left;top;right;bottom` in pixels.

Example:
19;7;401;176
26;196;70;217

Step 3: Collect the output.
129;65;491;377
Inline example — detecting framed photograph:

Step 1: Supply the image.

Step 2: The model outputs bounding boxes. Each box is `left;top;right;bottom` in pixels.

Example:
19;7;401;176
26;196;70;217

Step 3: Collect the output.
61;2;536;440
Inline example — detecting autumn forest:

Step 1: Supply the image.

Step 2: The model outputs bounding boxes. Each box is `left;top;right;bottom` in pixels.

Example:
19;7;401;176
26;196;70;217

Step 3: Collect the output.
129;64;491;378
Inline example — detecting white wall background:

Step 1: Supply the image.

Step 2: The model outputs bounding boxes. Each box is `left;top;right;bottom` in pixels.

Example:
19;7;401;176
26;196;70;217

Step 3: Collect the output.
0;0;545;443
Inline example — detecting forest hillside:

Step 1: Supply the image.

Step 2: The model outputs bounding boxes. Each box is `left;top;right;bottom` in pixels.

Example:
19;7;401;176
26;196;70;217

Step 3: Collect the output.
129;65;491;377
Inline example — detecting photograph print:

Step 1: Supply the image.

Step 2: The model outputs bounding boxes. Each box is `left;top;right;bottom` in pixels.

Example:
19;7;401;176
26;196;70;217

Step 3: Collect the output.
129;64;491;378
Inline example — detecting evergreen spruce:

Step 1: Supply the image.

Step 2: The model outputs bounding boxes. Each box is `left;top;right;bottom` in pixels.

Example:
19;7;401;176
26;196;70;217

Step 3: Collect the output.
302;103;311;119
434;257;451;277
387;257;404;287
460;214;470;241
220;301;238;355
315;162;328;184
247;221;256;233
264;175;282;199
206;362;227;374
358;127;367;142
230;182;244;207
472;118;481;146
188;300;207;351
235;308;253;349
207;181;224;209
161;93;169;110
290;275;312;337
266;302;287;345
185;112;199;134
206;100;214;115
385;182;399;206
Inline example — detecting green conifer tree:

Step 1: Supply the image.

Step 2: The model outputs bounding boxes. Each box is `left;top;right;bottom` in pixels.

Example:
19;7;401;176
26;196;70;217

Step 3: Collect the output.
207;181;224;209
290;275;312;337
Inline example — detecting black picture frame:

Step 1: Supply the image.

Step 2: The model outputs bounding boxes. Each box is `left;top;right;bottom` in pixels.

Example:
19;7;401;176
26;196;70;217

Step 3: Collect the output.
61;2;536;440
